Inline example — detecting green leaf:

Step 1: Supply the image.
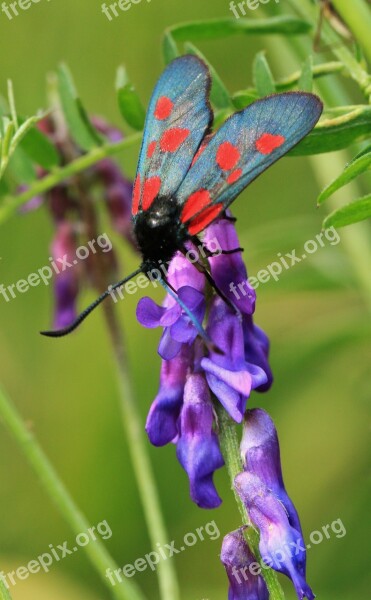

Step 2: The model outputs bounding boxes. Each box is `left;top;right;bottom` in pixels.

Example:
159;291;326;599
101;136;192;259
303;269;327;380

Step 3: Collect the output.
19;120;60;169
163;31;179;64
184;43;232;109
167;16;312;42
57;64;102;151
323;195;371;229
318;150;371;204
116;66;146;131
253;52;275;97
290;106;371;156
232;89;261;109
298;56;313;92
7;147;36;184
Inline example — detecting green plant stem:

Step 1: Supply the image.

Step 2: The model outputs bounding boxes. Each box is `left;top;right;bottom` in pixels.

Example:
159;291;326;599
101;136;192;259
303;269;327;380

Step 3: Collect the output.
0;385;146;600
216;405;285;600
288;0;371;100
102;302;180;600
331;0;371;65
0;579;12;600
262;0;371;312
0;131;142;223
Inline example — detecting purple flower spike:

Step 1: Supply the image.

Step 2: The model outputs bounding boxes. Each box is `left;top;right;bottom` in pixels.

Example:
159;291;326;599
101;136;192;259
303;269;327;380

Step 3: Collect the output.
221;529;269;600
241;409;302;535
145;345;192;446
176;374;224;508
51;223;80;330
201;298;268;422
235;472;314;600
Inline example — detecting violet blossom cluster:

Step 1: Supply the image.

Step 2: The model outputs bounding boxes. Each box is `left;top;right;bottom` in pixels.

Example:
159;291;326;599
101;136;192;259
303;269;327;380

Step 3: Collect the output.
137;216;314;599
23;115;134;329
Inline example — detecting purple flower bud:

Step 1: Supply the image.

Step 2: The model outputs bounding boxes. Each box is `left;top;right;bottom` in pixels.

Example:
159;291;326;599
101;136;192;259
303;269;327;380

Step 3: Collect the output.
51;222;80;330
241;409;302;535
221;529;269;600
235;472;314;600
204;217;256;315
176;374;224;508
201;298;268;422
145;345;192;446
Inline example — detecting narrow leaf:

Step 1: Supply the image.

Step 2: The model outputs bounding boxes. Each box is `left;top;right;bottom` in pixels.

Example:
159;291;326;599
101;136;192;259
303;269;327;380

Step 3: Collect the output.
19;120;60;169
253;52;275;97
116;66;146;131
290;106;371;156
167;16;312;42
163;31;179;64
323;195;371;229
318;150;371;204
57;64;102;151
232;89;260;109
7;147;37;184
298;56;313;92
184;43;232;109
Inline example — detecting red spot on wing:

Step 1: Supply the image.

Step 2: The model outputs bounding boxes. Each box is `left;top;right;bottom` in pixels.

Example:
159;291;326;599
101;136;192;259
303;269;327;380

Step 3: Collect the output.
256;133;285;155
154;96;173;120
132;175;141;214
142;176;161;211
216;142;240;171
147;141;157;158
181;189;212;223
188;204;224;236
227;168;243;184
160;128;190;153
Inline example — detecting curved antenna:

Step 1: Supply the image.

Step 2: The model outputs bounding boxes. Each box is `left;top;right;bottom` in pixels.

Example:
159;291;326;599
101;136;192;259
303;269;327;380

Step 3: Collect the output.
159;277;222;355
41;267;143;338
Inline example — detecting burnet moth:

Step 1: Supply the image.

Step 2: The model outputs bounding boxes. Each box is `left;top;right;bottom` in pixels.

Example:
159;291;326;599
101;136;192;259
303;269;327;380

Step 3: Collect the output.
41;55;323;341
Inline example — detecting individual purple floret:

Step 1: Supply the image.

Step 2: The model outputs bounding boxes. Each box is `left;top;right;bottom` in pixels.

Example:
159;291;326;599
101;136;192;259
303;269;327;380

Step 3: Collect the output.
51;222;80;330
176;373;224;508
241;408;303;535
221;528;269;600
235;472;314;600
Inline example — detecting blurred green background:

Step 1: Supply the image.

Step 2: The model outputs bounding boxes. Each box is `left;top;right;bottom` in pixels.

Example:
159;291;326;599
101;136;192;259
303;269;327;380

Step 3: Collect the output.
0;1;370;599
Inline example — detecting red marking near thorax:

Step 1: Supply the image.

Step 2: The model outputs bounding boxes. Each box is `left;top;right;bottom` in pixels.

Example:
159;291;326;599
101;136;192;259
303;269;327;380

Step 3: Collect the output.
154;96;173;120
160;128;190;152
181;189;211;223
188;204;224;236
142;177;161;210
216;142;240;171
256;133;285;155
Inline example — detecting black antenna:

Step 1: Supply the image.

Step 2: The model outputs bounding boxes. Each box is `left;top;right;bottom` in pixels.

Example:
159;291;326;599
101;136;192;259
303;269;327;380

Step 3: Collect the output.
40;267;143;338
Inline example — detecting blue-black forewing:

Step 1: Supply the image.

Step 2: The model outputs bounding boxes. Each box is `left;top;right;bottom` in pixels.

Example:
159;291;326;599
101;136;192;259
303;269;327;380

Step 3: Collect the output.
132;55;212;215
176;92;323;235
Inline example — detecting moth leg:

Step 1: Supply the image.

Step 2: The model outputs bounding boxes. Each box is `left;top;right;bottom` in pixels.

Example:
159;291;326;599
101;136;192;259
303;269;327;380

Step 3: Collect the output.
190;258;242;319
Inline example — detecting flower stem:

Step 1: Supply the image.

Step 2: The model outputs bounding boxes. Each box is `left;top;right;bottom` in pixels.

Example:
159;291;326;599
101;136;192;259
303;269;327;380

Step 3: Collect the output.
216;405;285;600
0;385;146;600
102;305;181;600
288;0;371;100
0;578;12;600
0;132;142;224
331;0;371;65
